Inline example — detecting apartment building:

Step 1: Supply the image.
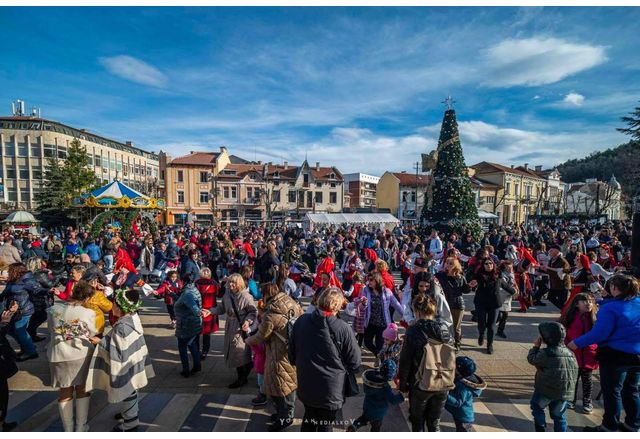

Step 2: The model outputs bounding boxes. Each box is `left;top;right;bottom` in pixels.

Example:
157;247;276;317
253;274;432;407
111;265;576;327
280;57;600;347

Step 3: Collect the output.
0;100;160;211
376;171;430;223
342;173;380;208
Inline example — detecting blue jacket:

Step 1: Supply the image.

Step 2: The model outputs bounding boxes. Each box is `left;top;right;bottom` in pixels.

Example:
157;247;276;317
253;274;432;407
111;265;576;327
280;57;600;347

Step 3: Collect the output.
173;284;202;339
247;279;261;301
85;243;102;263
0;272;50;317
575;297;640;354
180;258;201;282
361;369;404;421
445;374;487;423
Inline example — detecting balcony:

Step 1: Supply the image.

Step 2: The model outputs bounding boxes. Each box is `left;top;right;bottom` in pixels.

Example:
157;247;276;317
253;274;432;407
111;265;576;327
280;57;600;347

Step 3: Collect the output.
243;197;261;205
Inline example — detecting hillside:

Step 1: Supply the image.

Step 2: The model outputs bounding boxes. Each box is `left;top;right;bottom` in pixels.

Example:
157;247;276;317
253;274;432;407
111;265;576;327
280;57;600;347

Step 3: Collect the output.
556;141;640;198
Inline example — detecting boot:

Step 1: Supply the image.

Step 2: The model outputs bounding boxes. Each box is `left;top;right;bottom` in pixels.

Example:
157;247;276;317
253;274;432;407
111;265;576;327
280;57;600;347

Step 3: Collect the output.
535;424;546;432
75;396;91;432
58;399;75;432
228;367;248;389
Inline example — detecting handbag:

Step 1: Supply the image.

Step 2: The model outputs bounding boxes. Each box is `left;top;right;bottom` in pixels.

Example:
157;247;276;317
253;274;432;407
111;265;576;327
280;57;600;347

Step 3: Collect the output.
229;294;252;340
327;323;360;397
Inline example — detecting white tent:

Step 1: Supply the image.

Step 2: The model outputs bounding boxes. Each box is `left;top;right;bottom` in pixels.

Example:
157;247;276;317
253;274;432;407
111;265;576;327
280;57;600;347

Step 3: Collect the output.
303;213;400;232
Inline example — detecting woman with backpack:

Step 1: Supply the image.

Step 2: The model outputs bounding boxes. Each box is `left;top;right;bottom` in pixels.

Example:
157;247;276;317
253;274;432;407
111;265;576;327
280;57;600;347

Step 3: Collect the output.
246;283;303;431
398;294;453;432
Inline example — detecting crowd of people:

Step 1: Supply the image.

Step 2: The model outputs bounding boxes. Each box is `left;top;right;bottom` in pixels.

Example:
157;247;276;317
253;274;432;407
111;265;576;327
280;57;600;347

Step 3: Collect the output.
0;218;639;432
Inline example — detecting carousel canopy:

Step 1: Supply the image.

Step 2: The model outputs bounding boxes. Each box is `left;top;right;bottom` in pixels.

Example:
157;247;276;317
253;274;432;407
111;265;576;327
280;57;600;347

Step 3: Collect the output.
72;179;166;209
2;211;40;223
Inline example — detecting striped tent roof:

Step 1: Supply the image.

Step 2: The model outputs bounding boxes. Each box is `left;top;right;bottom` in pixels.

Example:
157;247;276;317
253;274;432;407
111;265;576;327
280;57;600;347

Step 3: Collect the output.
88;180;148;200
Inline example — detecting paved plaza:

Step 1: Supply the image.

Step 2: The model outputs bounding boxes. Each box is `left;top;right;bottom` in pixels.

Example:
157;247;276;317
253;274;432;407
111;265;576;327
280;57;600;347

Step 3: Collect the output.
6;274;604;432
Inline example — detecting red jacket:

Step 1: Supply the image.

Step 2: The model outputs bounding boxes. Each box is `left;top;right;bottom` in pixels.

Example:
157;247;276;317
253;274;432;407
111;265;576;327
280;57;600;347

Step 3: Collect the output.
195;278;220;334
155;279;183;306
58;279;76;301
565;312;598;370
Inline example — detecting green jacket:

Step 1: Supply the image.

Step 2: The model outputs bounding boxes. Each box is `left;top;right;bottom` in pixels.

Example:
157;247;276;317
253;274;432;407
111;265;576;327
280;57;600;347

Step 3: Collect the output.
527;322;578;401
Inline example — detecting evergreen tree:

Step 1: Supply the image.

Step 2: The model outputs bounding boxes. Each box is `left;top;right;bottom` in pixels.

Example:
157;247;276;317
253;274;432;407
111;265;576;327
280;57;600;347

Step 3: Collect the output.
36;138;98;226
421;107;480;237
617;100;640;141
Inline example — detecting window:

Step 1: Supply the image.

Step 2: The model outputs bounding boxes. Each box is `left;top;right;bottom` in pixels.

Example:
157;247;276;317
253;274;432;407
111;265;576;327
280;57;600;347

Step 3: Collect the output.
18;143;28;156
44;145;55;158
330;192;337;204
315;192;323;203
160;170;165;181
231;187;237;199
273;190;281;202
303;173;309;184
247;187;253;199
177;170;184;182
31;145;41;156
20;190;30;201
329;173;335;179
4;144;15;156
33;169;43;180
411;191;416;203
505;182;511;195
6;168;16;179
19;168;29;179
402;191;407;202
7;189;17;201
316;182;322;188
288;190;296;203
486;196;496;204
58;149;67;160
223;187;229;198
199;191;209;203
330;182;336;188
176;190;185;203
514;184;520;197
200;171;209;183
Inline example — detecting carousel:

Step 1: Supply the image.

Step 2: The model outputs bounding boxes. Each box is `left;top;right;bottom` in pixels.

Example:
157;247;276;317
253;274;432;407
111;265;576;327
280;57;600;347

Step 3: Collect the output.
71;179;166;238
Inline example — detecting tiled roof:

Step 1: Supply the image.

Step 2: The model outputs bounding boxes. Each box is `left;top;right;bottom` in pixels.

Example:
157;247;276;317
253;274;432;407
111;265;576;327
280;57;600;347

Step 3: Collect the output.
311;166;343;181
392;172;431;186
265;164;299;180
471;162;544;179
170;152;219;166
217;163;266;179
469;176;502;189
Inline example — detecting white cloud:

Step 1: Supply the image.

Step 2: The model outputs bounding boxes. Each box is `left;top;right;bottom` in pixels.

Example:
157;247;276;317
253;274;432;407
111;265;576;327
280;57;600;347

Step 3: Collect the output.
99;55;168;88
483;37;606;87
562;92;586;106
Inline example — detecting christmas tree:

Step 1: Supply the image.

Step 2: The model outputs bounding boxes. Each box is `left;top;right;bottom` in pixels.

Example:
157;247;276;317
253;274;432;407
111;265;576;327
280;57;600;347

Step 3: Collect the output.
421;100;480;238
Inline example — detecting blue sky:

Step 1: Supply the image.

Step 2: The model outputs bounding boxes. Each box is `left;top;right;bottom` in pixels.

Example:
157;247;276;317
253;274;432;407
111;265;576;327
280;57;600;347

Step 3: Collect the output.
1;6;639;175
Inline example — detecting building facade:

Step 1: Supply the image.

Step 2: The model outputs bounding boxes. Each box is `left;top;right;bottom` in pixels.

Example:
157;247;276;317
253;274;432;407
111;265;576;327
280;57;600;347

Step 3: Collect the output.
163;148;230;225
565;176;623;220
342;173;380;209
376;171;430;223
471;162;547;225
0;109;160;211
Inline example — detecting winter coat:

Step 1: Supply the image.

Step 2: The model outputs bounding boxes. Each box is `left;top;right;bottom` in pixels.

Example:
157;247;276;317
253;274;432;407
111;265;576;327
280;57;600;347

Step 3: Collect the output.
246;292;303;397
435;272;470;311
546;256;572;291
473;274;515;310
564;312;598;370
138;246;155;275
361;286;404;329
574;296;640;355
195;278;219;334
31;269;57;311
397;318;451;392
211;289;257;368
84;243;102;264
1;272;50;317
85;291;113;334
361;368;404;421
289;309;361;410
401;280;453;328
499;272;516;312
251;342;266;374
527;322;579;401
155;279;183;306
445;374;487;423
0;319;17;379
173;283;203;339
180;258;201;282
0;244;22;265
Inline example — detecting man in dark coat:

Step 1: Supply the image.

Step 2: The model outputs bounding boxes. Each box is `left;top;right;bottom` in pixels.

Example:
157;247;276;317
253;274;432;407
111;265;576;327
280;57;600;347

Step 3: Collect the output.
289;287;361;432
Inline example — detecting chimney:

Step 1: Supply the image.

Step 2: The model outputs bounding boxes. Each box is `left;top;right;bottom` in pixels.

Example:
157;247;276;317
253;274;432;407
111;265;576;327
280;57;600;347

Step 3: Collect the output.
126;141;133;146
511;165;515;169
257;161;262;165
220;146;228;155
535;165;542;172
284;161;288;169
523;163;529;170
316;162;320;171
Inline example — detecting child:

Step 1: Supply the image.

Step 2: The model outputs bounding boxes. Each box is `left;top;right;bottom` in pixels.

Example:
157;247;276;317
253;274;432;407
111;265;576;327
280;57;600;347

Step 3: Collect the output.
154;270;182;328
349;295;368;347
378;323;402;368
345;272;365;302
347;359;403;432
445;356;487;432
80;274;113;336
194;268;220;360
560;293;598;414
87;289;153;432
527;322;579;432
497;261;517;339
250;298;267;407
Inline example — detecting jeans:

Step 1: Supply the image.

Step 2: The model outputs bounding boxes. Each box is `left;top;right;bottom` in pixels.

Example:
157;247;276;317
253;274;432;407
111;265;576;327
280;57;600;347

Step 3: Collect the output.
497;311;508;334
450;309;464;346
364;324;385;357
352;414;382;432
200;334;211;354
301;405;338;432
271;391;296;422
599;361;640;431
8;314;36;356
177;335;201;373
27;309;47;339
475;306;498;347
409;387;448;432
166;304;176;321
0;377;8;423
530;391;568;432
256;373;264;393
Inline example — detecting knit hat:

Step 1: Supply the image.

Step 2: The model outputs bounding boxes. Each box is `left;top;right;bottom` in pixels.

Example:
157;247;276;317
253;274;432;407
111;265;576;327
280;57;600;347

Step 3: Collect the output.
379;359;397;381
382;323;399;341
579;254;591;272
456;356;476;379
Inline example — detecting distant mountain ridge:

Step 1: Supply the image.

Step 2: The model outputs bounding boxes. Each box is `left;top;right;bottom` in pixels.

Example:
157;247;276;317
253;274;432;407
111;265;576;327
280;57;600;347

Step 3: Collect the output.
556;141;640;199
